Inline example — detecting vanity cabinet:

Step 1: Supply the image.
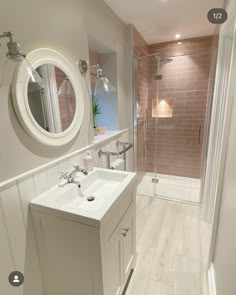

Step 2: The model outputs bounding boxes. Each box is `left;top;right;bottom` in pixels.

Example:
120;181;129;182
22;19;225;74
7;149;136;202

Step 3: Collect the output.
31;180;136;295
102;204;136;295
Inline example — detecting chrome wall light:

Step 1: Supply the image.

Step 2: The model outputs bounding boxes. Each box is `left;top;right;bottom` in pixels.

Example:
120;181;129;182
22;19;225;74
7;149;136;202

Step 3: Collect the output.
79;59;115;96
0;31;45;90
57;76;74;96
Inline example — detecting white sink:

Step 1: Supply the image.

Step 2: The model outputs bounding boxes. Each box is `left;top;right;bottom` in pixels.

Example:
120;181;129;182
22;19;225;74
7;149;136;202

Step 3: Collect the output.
30;168;136;227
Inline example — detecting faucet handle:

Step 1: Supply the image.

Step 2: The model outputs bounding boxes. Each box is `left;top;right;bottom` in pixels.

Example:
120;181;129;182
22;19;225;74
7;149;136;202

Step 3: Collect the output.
73;165;88;175
59;172;69;180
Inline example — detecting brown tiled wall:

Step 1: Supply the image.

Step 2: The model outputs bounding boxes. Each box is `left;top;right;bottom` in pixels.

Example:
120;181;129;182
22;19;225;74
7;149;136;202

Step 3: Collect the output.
134;30;217;179
147;37;214;178
55;67;76;131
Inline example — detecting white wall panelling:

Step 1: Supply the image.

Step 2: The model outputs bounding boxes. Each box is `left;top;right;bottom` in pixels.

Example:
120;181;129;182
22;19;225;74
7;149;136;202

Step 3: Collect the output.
0;198;20;295
0;130;131;295
1;186;26;273
208;264;217;295
33;171;49;197
0;130;128;190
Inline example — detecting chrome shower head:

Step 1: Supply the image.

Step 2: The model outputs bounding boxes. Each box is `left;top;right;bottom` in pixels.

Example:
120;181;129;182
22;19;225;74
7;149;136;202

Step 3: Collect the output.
160;57;173;64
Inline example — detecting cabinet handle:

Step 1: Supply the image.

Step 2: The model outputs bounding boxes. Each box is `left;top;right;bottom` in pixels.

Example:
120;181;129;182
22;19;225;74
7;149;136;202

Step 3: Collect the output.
121;227;129;236
121;230;127;237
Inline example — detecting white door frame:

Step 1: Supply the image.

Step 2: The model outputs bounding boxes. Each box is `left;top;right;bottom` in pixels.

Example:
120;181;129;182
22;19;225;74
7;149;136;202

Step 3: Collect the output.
203;0;236;268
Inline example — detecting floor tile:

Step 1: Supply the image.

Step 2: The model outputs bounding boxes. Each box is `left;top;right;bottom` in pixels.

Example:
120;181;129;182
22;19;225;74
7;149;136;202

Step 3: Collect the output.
175;255;201;273
125;195;211;295
144;280;173;295
174;272;202;295
125;245;156;295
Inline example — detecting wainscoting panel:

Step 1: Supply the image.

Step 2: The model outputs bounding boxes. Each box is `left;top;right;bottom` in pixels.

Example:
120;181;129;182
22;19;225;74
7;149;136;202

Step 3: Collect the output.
0;196;20;295
1;185;26;273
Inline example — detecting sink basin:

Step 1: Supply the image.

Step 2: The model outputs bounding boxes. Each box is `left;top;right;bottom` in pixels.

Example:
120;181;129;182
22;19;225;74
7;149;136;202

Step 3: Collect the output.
30;168;136;227
61;169;128;212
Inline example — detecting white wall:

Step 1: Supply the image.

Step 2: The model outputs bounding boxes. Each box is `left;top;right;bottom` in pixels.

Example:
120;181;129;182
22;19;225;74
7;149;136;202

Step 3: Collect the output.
208;1;236;294
0;1;134;294
96;52;119;130
0;0;133;182
212;74;236;295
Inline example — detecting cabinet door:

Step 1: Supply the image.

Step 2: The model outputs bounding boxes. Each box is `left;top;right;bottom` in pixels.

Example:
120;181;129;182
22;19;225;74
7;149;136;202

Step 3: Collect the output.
121;205;136;282
103;228;123;295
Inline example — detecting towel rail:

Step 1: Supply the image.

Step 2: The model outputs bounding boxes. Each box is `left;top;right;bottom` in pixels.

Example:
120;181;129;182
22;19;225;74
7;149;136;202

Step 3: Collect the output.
98;141;133;170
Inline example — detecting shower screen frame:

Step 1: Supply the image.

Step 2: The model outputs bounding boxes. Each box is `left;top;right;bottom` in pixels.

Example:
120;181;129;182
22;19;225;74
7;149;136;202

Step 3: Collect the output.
135;47;217;205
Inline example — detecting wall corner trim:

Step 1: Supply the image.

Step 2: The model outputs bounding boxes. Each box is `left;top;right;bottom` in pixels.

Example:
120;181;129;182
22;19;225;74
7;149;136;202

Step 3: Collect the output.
208;264;217;295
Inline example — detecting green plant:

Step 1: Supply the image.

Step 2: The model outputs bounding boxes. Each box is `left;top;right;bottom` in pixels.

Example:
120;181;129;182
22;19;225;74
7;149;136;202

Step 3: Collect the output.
92;95;102;127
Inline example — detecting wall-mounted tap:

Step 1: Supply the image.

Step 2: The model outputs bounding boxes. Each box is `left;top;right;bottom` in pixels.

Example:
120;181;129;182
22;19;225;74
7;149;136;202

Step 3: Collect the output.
59;165;88;197
73;165;88;175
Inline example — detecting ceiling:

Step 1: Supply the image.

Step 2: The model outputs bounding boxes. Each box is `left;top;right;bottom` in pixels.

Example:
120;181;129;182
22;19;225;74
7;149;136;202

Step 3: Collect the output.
104;0;225;44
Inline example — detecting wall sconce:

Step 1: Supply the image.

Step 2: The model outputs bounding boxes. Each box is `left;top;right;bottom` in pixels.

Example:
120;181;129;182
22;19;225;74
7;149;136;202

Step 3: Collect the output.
0;31;45;90
57;76;74;96
79;59;115;96
152;99;173;118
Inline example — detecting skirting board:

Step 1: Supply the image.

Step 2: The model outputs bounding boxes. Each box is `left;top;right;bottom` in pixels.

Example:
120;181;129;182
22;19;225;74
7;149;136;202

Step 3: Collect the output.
208;264;217;295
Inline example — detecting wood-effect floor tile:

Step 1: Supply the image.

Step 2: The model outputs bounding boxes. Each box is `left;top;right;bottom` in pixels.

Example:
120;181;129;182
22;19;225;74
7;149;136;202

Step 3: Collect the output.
125;244;156;295
174;272;202;295
144;280;173;295
125;195;211;295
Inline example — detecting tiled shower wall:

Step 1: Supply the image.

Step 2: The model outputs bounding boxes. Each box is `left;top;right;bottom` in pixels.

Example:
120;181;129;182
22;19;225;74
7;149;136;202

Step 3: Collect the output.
55;67;76;131
134;30;217;179
148;37;215;178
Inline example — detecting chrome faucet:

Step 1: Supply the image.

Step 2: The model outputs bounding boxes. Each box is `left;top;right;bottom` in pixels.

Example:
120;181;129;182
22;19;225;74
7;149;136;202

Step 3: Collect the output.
59;165;88;186
73;165;88;175
59;165;88;198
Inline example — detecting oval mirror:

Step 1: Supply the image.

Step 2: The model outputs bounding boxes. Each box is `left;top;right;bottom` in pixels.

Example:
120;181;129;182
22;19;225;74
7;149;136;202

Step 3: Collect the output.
12;49;85;146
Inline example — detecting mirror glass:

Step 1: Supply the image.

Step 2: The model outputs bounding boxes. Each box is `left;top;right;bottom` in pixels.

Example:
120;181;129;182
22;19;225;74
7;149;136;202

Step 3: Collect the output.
27;64;76;133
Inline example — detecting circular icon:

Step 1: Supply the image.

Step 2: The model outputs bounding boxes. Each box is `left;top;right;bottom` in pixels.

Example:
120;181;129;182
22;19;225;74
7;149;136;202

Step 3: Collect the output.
207;8;228;24
8;271;24;287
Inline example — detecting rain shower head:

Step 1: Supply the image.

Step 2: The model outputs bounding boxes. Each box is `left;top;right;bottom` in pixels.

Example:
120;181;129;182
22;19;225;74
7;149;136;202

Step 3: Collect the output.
154;57;173;80
138;53;173;64
160;57;173;64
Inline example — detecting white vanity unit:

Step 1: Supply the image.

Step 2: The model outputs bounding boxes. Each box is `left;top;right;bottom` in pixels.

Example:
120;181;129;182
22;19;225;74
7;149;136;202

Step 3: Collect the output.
30;168;136;295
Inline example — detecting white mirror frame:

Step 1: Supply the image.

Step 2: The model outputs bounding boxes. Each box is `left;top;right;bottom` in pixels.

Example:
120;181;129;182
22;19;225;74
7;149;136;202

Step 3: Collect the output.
12;48;84;147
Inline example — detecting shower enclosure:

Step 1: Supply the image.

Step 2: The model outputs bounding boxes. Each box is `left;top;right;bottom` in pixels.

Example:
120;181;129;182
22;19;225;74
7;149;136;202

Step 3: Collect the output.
134;37;218;204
